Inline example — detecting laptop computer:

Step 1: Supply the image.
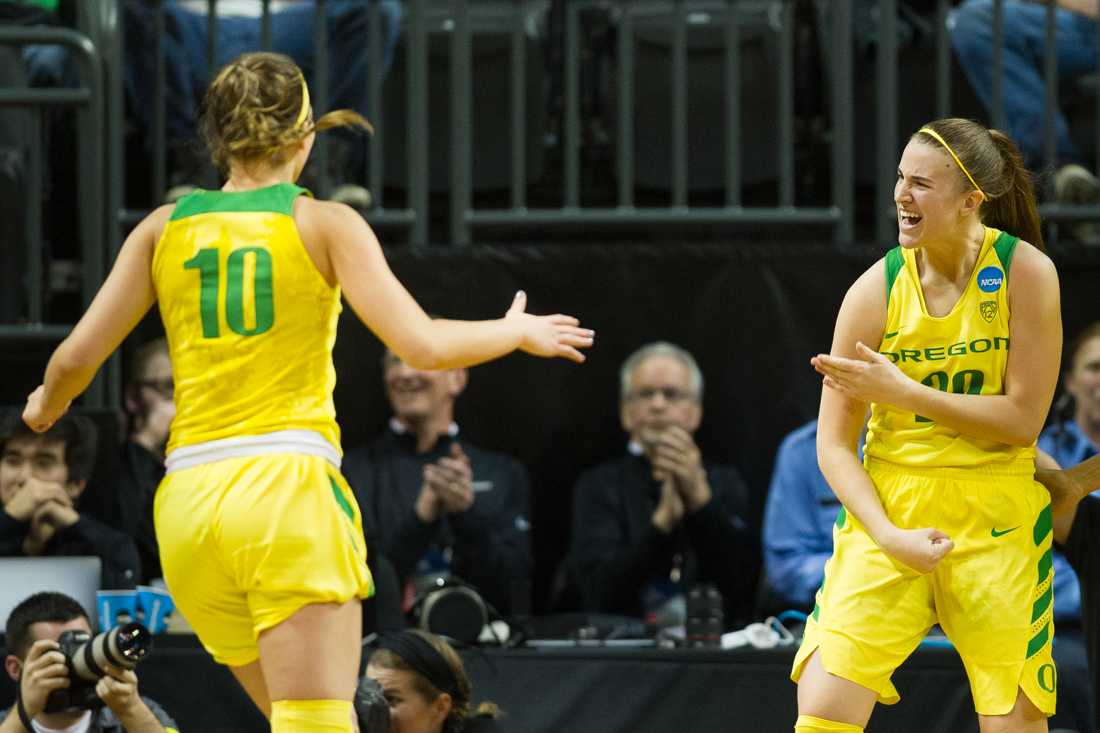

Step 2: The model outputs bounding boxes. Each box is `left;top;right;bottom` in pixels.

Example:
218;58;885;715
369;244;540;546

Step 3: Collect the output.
0;556;102;631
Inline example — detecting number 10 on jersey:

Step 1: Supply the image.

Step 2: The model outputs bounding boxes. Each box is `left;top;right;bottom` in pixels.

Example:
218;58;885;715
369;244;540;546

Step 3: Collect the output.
183;247;275;338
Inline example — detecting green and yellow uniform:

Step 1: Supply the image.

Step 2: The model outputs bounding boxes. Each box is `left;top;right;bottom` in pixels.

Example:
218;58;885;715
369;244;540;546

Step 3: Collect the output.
792;227;1056;716
152;183;373;666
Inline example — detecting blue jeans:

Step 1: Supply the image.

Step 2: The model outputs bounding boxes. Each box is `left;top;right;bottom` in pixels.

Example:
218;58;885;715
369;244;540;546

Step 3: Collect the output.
124;0;402;145
949;0;1099;167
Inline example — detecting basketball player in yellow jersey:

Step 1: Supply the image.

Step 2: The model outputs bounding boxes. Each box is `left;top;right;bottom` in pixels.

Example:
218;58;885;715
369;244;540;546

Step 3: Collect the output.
21;52;594;733
792;118;1062;733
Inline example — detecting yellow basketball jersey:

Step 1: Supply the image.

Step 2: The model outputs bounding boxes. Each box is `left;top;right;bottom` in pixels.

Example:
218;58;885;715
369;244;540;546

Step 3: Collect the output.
152;183;342;454
864;226;1034;467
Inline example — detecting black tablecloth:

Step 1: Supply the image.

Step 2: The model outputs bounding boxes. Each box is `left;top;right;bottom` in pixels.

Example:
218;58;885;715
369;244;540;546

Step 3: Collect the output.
0;636;978;732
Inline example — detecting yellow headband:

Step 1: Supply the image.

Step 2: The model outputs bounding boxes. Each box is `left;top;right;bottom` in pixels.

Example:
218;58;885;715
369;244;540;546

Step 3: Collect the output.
295;76;311;129
918;127;984;198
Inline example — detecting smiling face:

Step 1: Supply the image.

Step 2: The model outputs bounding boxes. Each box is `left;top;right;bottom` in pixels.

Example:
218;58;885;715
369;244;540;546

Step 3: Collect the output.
382;351;467;428
1067;332;1100;434
894;138;983;248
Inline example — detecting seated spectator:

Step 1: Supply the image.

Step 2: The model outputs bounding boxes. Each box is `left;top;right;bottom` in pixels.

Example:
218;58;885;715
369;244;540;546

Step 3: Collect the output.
949;1;1100;241
343;349;533;617
1037;455;1100;733
112;338;174;585
762;419;861;612
0;591;177;733
123;0;403;204
365;629;503;733
0;411;140;589
569;342;758;629
1037;321;1100;627
1041;321;1100;470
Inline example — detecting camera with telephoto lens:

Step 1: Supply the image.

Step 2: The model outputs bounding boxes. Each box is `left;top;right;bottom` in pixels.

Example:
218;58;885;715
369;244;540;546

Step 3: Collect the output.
43;623;153;713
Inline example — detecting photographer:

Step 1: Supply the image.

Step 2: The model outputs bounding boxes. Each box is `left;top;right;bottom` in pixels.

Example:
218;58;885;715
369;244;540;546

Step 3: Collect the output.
0;592;176;733
365;630;502;733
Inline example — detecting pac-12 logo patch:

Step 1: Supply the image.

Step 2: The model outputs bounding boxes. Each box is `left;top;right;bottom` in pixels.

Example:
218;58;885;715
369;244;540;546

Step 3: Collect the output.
980;300;998;323
977;266;1003;293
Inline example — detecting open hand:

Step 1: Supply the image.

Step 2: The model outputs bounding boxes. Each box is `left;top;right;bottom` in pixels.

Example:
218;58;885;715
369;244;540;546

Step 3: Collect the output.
647;427;711;512
426;443;474;514
651;477;684;534
504;291;594;363
811;342;909;405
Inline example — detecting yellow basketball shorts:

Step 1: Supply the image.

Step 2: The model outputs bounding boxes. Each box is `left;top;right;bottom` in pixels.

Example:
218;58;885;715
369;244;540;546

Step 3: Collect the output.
155;453;374;666
791;457;1056;717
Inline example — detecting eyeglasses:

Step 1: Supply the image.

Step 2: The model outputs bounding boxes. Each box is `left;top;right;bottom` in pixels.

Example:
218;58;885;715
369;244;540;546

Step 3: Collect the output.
137;378;174;398
626;387;696;404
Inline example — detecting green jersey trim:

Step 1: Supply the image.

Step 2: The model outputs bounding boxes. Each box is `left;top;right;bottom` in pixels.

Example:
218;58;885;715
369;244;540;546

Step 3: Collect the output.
992;231;1019;276
170;183;310;221
884;246;905;304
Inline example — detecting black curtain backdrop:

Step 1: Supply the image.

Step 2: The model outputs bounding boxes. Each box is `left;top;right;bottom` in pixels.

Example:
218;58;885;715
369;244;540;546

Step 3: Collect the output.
328;242;1100;611
3;242;1098;611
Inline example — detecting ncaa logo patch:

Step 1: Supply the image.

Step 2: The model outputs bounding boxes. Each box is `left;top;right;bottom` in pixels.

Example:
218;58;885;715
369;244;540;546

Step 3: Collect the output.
977;266;1003;293
980;300;998;323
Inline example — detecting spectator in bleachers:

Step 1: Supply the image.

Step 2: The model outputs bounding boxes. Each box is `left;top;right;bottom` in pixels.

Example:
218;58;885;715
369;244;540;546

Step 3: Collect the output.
123;0;403;204
1037;453;1100;733
762;419;860;612
0;410;140;589
112;338;173;585
569;342;758;629
365;629;503;733
1035;321;1100;627
949;0;1100;241
1041;320;1100;472
343;348;533;618
0;591;177;733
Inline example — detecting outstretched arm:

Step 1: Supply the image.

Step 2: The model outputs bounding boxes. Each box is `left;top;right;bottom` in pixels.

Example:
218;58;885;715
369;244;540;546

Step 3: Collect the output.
813;243;1061;447
24;206;172;432
311;202;594;370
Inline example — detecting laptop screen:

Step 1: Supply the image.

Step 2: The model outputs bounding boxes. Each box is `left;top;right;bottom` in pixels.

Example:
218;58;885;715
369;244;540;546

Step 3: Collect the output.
0;556;102;631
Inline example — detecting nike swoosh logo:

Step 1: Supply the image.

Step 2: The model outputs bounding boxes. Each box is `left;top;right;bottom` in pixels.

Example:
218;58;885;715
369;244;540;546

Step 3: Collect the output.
883;329;901;340
991;526;1021;538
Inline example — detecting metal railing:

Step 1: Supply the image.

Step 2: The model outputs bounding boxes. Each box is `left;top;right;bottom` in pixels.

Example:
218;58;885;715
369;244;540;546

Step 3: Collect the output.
15;0;1100;248
451;0;853;244
869;0;1100;244
0;26;110;407
84;0;1100;249
94;0;858;247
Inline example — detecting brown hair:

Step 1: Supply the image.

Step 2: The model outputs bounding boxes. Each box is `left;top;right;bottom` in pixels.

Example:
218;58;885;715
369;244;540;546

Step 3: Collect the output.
199;51;372;175
914;118;1044;251
368;630;501;730
129;337;169;381
1068;321;1100;370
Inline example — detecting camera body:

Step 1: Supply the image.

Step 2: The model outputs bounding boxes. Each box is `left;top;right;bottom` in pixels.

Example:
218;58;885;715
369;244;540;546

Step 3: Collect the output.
43;623;153;713
355;676;391;733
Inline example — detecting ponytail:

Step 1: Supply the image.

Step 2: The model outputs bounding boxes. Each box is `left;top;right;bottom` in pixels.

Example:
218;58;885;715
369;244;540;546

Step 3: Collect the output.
983;129;1044;251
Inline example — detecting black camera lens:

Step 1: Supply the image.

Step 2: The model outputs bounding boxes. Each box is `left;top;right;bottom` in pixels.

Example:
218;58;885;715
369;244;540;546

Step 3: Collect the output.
112;623;153;663
70;622;154;681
